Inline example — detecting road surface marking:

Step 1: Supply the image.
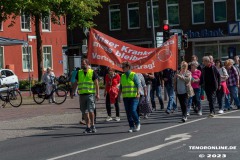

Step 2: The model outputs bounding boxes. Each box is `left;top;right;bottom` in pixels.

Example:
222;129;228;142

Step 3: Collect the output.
47;110;239;160
123;133;191;157
213;116;240;118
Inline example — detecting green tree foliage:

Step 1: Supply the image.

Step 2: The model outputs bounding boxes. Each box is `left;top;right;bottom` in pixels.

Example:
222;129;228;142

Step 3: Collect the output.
0;0;109;81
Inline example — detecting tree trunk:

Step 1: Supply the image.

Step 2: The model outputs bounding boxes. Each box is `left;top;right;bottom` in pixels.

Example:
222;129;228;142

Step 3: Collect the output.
35;14;43;82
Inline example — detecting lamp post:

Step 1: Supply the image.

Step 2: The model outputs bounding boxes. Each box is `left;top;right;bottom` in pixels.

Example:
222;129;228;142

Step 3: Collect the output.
27;35;36;96
150;0;156;48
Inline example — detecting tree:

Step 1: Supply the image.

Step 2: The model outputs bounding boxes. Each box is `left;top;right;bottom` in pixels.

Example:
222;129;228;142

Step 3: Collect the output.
0;0;109;81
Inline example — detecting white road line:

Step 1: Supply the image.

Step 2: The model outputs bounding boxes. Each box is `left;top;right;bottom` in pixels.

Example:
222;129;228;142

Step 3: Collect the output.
213;116;240;118
47;110;239;160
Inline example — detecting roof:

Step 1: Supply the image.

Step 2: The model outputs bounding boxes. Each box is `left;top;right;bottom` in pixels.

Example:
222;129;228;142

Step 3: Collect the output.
0;37;28;46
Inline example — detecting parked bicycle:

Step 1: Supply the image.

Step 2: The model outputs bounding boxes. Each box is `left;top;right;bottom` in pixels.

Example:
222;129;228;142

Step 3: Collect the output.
0;83;22;108
31;83;67;105
56;75;72;96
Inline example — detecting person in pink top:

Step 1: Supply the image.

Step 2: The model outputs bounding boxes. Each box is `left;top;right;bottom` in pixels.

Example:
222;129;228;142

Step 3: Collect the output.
187;61;202;116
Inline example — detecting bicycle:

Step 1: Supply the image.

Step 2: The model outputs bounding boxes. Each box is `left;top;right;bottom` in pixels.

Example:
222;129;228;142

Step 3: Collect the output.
0;83;22;108
56;75;73;96
31;83;67;105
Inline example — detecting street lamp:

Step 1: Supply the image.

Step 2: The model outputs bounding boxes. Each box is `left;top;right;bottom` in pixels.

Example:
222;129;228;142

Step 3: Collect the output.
150;0;156;48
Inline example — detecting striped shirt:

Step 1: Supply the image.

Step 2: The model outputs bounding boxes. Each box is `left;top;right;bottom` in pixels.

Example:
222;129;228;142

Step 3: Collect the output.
227;66;239;86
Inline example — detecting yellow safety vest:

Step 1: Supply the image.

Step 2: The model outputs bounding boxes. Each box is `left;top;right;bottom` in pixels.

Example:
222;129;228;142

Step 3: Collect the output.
78;69;95;94
121;72;137;98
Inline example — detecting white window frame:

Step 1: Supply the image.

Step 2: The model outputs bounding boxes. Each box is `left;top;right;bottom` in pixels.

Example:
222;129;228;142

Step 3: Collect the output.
146;1;160;28
191;0;205;25
43;45;53;70
166;0;180;26
42;15;51;32
213;0;227;23
21;12;31;32
109;4;121;31
22;46;33;72
127;2;140;29
0;46;4;69
235;0;240;21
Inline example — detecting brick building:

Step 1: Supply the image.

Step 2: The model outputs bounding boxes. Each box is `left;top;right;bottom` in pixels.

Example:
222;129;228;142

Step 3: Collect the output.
68;0;240;63
0;14;67;80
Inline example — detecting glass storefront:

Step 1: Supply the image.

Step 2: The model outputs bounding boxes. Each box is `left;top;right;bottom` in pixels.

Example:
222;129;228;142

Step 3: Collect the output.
193;39;240;62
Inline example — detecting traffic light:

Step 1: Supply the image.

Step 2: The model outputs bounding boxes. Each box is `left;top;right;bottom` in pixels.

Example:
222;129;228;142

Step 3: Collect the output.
163;23;170;42
182;34;188;49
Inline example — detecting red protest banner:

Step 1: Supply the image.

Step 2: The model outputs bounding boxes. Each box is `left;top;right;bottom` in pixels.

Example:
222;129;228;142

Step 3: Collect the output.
87;28;178;73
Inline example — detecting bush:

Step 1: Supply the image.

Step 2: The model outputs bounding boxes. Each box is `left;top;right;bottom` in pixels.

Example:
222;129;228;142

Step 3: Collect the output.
19;80;38;90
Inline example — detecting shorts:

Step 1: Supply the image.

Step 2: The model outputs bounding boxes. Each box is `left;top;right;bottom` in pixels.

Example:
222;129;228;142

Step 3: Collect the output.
79;94;95;114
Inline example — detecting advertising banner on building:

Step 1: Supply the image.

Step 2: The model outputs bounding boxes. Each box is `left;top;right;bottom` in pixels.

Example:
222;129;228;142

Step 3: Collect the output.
87;28;178;73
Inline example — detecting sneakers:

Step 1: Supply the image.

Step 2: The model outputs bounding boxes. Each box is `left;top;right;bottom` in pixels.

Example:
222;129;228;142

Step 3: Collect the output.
105;116;113;121
115;117;121;121
187;112;190;116
165;110;170;114
83;128;92;133
218;110;224;114
198;111;202;116
208;113;215;118
181;117;187;122
128;127;134;133
90;125;97;133
134;124;141;132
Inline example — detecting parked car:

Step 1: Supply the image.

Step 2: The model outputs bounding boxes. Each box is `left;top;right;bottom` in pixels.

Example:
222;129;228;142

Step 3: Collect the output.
0;69;19;87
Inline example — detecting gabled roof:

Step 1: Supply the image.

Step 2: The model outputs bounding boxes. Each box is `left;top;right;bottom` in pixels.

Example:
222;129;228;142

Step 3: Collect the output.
0;37;28;46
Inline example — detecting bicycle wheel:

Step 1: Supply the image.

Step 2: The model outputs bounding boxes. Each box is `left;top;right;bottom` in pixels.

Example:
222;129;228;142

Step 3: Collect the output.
52;88;67;104
33;93;45;104
9;90;22;107
57;84;70;95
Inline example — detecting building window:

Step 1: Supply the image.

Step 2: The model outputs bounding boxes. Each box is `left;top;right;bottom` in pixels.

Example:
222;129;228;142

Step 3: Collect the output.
0;21;2;31
236;0;240;20
192;0;205;24
42;15;51;31
22;46;33;71
146;1;160;28
0;47;3;69
43;46;52;69
109;4;121;30
127;2;140;29
213;0;226;22
167;0;179;25
21;12;31;31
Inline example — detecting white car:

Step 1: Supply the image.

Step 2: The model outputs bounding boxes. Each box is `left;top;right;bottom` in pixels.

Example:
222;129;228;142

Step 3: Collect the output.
0;69;19;87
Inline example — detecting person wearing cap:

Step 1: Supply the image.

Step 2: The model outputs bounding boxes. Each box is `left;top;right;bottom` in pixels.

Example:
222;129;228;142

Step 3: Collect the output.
200;56;221;117
225;59;240;110
120;61;141;133
42;67;55;103
187;61;202;116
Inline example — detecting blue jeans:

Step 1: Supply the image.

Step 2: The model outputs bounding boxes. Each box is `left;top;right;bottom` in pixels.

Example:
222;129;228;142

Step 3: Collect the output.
228;85;240;108
150;85;164;109
123;98;140;128
187;88;201;113
224;94;231;109
165;84;177;112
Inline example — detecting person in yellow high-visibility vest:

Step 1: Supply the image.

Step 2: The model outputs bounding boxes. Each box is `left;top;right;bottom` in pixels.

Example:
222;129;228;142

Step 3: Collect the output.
120;61;141;133
76;58;100;133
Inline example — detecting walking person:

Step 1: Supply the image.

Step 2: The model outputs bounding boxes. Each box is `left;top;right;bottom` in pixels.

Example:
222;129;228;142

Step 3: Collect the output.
215;59;229;114
104;67;121;122
42;67;55;103
225;59;240;110
76;58;100;133
137;73;150;119
200;56;221;117
187;61;202;116
174;61;194;122
150;72;164;110
120;61;141;133
163;68;177;114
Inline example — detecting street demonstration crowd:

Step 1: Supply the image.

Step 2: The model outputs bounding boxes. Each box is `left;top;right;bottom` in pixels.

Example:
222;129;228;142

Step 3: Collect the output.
69;56;240;134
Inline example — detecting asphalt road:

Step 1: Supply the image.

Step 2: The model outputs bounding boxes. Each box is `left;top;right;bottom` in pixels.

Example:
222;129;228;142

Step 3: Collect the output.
0;102;239;160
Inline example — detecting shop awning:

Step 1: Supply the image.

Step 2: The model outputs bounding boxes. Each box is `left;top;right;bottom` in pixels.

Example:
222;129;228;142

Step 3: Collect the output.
0;37;28;46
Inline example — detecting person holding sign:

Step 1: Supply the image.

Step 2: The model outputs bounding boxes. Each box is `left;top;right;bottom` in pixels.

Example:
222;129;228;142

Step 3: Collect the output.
120;61;141;133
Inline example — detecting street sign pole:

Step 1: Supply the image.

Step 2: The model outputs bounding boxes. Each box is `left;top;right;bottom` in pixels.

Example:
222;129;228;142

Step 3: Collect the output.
150;0;156;48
